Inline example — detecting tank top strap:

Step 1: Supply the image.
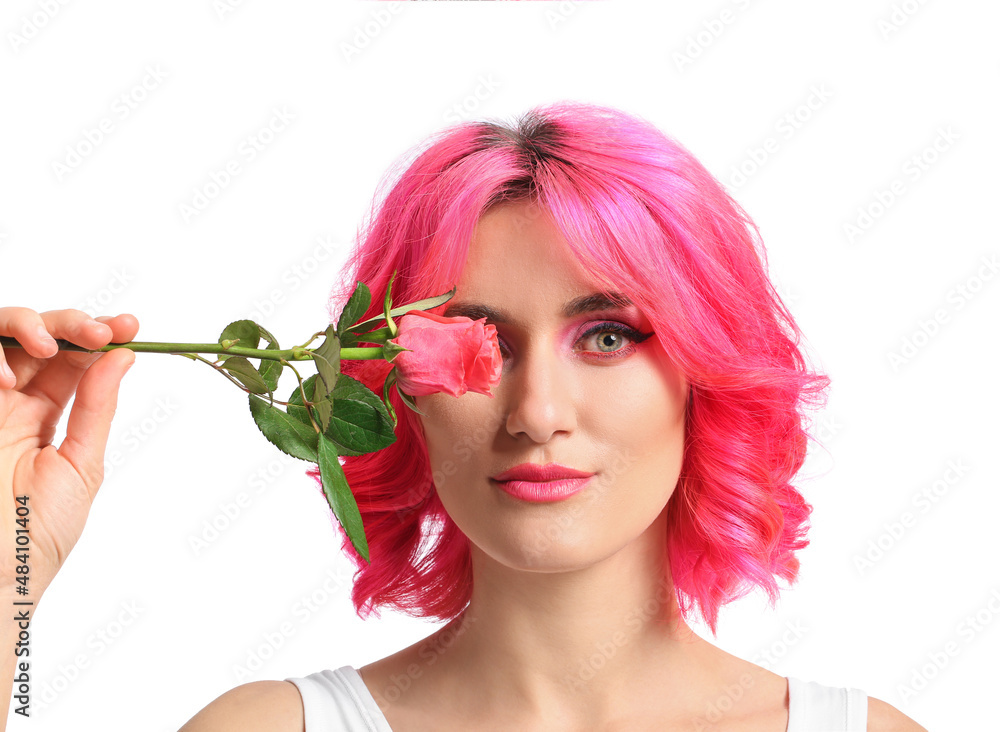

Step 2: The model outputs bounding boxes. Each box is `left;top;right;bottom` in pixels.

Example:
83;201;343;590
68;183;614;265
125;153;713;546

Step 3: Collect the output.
786;676;868;731
286;665;394;732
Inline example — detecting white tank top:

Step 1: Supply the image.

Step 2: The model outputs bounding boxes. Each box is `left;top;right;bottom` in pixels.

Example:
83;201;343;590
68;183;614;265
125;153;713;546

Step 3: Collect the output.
285;666;868;731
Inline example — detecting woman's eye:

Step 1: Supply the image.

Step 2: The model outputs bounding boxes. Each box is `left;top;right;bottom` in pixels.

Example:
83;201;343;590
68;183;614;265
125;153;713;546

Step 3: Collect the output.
494;323;653;360
577;322;650;357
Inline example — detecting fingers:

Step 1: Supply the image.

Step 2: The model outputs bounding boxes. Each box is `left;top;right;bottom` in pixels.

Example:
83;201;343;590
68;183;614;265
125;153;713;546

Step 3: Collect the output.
1;308;139;411
67;313;140;368
38;309;116;369
1;307;109;382
0;307;59;388
57;345;135;499
95;313;140;344
19;311;139;409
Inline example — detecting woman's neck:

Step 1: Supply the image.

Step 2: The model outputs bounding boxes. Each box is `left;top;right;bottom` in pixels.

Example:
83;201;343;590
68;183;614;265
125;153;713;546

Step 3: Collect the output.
417;511;723;725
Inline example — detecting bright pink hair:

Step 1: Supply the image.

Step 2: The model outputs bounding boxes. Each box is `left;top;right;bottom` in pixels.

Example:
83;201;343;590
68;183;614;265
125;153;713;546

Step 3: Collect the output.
306;101;830;636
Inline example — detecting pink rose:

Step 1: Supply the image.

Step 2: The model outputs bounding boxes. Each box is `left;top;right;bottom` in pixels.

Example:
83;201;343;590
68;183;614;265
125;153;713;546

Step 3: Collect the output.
390;309;502;398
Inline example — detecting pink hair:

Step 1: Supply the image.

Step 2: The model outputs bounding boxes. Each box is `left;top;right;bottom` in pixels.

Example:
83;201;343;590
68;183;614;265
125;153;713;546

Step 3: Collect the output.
306;101;830;636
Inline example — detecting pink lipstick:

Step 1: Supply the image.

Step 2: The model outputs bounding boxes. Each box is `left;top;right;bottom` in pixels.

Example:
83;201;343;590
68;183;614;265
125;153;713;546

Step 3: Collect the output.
490;463;595;503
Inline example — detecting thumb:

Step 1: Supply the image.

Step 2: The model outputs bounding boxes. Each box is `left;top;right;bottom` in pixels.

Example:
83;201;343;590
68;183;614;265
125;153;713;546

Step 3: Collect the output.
57;348;136;499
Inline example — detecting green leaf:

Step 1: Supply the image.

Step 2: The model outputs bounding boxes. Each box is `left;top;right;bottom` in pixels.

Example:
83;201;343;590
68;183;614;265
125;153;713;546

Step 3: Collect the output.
396;384;426;417
248;394;319;462
324;373;396;454
216;320;281;393
340;325;391;349
255;323;282;391
287;374;396;455
309;374;333;434
381;369;398;429
286;376;316;413
218;320;260;362
286;379;317;425
313;326;341;394
221;357;270;394
344;286;457;334
381;340;410;364
337;282;372;335
384;270;397;337
318;434;369;563
287;376;345;451
310;325;341;431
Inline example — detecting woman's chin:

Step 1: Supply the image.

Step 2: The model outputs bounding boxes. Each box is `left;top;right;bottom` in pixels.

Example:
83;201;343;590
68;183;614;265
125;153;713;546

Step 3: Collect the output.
472;527;606;574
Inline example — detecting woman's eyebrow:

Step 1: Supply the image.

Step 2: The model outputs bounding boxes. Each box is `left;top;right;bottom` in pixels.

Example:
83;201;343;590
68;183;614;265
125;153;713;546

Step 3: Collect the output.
443;292;633;324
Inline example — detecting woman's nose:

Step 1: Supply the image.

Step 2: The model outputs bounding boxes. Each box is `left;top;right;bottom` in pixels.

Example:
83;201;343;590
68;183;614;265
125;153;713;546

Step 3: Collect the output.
503;343;577;444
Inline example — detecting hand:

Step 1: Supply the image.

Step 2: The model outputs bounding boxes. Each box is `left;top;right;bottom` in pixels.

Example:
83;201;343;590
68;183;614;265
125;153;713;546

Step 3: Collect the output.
0;308;139;597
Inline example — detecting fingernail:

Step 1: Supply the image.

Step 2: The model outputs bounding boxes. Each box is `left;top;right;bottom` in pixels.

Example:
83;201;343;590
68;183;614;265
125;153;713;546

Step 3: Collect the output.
1;360;13;380
36;326;56;346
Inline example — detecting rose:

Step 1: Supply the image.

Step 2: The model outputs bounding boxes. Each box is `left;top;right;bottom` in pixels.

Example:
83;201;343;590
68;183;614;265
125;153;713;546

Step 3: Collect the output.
0;278;486;564
389;310;502;398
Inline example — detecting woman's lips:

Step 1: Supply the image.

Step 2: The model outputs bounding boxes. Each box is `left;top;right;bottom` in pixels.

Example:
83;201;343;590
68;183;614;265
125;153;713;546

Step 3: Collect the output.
491;476;594;503
491;462;595;482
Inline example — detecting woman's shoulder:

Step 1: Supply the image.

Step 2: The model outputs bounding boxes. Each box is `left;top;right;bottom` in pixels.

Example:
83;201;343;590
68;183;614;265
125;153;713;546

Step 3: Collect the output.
177;680;304;732
727;649;927;732
786;673;926;732
866;695;928;731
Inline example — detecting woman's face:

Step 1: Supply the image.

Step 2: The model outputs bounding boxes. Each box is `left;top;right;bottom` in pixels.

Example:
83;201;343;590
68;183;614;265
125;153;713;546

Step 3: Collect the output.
415;200;688;571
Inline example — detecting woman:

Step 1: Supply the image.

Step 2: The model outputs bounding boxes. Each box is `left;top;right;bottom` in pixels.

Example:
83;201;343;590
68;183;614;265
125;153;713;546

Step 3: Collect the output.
0;102;926;730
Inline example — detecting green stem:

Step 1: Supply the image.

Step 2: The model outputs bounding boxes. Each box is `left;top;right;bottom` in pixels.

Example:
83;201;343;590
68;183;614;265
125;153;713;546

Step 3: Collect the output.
0;337;383;361
284;360;322;434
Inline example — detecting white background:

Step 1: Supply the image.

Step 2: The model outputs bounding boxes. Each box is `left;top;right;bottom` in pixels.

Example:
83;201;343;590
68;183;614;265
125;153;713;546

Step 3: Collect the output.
1;1;997;730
